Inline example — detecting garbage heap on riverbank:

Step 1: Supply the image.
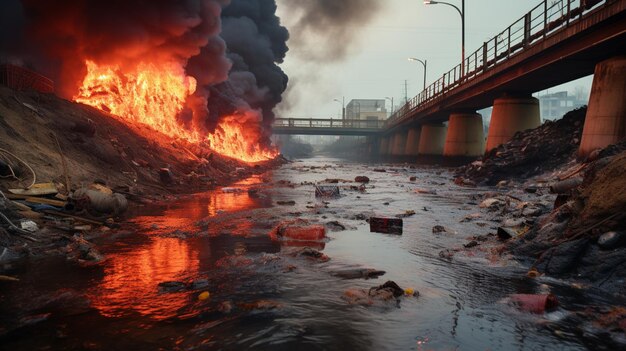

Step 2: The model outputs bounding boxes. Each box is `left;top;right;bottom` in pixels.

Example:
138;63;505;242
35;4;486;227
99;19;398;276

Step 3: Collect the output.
508;141;626;291
0;86;283;264
456;107;586;185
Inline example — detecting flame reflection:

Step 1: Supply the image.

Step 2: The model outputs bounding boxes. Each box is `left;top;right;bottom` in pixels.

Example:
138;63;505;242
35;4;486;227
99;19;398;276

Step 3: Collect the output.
89;177;272;320
91;238;199;320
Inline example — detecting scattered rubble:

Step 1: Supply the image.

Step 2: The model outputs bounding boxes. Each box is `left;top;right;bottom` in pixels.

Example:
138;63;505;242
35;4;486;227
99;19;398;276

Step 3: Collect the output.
507;293;559;314
354;176;370;183
331;268;386;280
342;280;418;306
508;144;626;291
270;220;326;241
369;217;403;234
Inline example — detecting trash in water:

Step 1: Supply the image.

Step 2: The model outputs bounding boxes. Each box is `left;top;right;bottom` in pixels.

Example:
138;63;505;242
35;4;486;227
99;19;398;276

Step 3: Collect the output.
198;291;210;301
369;217;403;235
509;293;558;314
315;185;340;198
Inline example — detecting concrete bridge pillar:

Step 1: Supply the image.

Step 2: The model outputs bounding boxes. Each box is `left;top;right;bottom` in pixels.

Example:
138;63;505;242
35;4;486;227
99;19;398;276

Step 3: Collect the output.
391;131;408;156
418;124;447;156
485;95;540;152
379;136;389;156
579;56;626;158
404;127;421;156
444;112;485;157
386;135;395;155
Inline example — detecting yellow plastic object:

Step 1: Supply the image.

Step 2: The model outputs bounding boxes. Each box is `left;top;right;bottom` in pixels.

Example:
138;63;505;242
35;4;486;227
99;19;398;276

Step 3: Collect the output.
527;269;540;278
198;291;210;300
404;288;415;296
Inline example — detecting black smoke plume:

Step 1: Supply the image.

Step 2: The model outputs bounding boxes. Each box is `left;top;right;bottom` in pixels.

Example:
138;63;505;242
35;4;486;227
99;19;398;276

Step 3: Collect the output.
0;0;289;139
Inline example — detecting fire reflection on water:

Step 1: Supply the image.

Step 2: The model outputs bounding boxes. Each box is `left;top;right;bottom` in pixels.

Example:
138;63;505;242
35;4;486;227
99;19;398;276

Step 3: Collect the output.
90;238;199;320
89;176;271;320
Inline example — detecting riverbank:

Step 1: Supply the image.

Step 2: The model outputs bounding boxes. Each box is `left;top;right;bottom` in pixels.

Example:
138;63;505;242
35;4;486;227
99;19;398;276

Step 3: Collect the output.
0;87;284;264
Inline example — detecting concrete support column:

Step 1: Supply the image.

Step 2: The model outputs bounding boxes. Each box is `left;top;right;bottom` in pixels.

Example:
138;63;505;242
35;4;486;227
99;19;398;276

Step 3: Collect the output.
418;124;447;156
444;112;485;157
391;131;408;156
404;127;421;156
387;134;396;155
379;137;389;156
579;56;626;158
486;95;540;152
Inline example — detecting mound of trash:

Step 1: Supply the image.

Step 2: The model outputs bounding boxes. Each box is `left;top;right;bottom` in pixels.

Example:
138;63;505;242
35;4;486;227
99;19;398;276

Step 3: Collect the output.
456;107;586;185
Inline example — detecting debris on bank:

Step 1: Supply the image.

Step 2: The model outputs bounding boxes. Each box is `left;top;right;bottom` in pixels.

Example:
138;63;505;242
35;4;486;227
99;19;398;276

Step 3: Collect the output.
342;280;419;306
456;107;586;185
508;141;626;291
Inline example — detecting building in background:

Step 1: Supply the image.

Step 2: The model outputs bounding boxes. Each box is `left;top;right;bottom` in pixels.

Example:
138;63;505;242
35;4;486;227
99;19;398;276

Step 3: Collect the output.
538;91;587;121
345;99;387;125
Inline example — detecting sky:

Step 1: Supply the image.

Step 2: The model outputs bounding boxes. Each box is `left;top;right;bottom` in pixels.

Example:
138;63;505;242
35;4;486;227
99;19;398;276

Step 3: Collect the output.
274;0;593;119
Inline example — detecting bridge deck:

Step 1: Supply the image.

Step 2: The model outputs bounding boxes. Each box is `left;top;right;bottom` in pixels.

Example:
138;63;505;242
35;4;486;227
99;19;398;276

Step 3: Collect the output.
272;118;384;136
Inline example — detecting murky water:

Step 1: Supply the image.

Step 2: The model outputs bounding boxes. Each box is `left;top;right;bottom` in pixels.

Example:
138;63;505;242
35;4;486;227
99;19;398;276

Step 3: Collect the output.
0;157;615;350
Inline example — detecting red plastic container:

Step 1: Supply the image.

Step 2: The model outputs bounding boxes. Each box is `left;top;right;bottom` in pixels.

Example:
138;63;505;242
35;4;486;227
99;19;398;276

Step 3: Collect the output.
509;293;559;314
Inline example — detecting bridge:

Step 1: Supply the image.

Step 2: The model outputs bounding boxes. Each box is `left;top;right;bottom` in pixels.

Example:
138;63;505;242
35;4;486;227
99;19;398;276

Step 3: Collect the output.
272;118;384;136
274;0;626;159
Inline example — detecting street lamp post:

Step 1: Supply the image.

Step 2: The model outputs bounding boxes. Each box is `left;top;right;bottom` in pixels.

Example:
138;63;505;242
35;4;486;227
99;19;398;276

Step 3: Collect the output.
424;0;465;77
333;97;345;119
407;57;427;91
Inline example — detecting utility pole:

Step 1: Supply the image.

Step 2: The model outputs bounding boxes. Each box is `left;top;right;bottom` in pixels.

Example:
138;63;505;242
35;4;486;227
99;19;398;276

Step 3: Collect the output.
404;80;408;103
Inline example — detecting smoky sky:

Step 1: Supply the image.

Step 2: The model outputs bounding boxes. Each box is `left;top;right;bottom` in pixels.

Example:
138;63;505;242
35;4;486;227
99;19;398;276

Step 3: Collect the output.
2;0;234;100
0;0;291;139
282;0;383;62
220;0;289;124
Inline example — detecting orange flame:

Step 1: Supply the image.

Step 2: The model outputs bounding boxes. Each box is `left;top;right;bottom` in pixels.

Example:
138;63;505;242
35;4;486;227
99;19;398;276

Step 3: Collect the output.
74;61;277;162
207;115;278;163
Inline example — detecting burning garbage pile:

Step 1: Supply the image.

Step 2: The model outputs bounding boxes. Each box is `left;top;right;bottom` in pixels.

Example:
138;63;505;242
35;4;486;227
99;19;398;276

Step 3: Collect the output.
456;107;586;185
0;0;290;163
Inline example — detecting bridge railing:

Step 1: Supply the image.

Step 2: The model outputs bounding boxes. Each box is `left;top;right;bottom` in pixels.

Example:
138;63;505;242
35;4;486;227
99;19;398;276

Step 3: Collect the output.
387;0;607;127
273;118;386;129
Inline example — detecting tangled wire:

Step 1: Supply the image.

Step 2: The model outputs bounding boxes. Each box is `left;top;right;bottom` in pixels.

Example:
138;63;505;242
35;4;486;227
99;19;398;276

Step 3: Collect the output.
0;147;36;189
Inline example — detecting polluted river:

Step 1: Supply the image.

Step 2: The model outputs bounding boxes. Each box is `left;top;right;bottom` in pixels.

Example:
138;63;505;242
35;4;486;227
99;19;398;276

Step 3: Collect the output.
0;157;615;350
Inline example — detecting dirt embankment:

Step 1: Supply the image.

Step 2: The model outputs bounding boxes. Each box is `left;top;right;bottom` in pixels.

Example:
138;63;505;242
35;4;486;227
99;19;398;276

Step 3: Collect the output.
0;86;281;196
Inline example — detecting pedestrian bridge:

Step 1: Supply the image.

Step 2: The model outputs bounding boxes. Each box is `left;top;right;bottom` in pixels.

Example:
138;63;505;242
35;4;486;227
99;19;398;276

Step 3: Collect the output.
272;118;385;136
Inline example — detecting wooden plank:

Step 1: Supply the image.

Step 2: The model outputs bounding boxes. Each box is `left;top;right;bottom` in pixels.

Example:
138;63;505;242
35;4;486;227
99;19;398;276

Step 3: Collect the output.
8;183;58;196
24;197;66;207
41;209;104;226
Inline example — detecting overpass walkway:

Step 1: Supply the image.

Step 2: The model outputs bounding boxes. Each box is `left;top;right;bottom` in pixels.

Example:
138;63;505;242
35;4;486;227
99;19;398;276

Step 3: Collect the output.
272;118;384;136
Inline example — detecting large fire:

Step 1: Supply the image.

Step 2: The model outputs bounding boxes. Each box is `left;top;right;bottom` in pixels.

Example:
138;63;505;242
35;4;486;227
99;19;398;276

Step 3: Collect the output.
74;61;277;163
